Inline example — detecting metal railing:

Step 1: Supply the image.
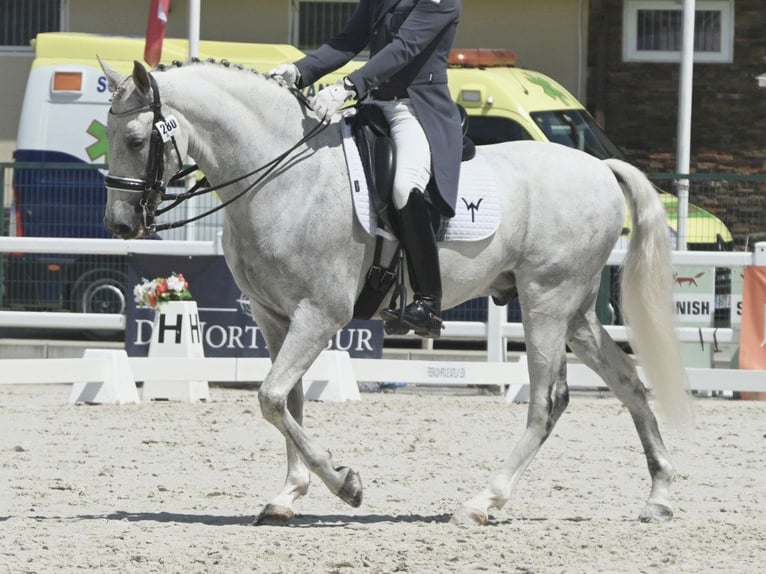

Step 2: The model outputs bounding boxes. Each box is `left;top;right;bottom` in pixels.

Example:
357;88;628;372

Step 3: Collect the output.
2;161;765;323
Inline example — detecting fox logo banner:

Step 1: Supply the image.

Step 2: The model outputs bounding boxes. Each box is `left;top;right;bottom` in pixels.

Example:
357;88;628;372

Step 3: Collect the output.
739;266;766;369
144;0;170;67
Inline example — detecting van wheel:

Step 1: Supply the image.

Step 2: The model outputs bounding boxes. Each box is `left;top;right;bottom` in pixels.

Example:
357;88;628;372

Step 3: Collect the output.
71;269;127;339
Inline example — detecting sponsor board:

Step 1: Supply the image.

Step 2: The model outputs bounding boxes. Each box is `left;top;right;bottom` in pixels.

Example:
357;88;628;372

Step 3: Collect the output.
125;254;383;358
673;266;714;367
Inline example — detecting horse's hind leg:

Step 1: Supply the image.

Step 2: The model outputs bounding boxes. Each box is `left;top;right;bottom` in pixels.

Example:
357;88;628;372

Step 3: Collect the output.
248;304;312;525
452;309;571;526
566;308;676;522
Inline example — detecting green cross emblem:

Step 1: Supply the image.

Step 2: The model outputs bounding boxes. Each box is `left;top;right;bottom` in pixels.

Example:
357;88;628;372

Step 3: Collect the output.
523;73;569;105
86;119;109;162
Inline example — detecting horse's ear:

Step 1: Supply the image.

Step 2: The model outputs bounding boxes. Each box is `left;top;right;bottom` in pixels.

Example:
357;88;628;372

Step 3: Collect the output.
132;60;152;98
97;55;124;93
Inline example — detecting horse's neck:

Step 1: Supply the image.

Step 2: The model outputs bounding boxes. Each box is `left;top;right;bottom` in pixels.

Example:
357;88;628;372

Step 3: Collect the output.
162;67;307;202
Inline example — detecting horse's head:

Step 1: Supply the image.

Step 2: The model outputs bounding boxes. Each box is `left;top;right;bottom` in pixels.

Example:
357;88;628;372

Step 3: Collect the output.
99;59;189;238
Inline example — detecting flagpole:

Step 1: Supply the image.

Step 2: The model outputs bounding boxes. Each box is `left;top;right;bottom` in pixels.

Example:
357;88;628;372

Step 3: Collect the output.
188;0;201;59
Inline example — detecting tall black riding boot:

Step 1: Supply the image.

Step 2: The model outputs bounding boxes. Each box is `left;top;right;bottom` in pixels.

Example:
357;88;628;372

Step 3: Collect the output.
381;190;443;338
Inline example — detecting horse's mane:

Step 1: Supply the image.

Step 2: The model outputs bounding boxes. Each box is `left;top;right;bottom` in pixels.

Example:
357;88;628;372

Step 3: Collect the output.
142;57;300;111
152;57;287;89
153;56;260;75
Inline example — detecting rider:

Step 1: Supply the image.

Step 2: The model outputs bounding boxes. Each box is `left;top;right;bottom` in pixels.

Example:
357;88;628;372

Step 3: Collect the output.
269;0;463;338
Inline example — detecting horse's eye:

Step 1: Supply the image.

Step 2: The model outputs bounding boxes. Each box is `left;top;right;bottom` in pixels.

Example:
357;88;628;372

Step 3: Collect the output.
127;136;145;152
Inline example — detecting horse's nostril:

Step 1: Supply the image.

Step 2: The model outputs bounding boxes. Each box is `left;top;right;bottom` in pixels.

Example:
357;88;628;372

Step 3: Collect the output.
111;223;134;238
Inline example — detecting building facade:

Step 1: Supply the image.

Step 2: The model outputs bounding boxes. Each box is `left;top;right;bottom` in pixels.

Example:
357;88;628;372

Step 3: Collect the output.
587;0;765;174
0;0;590;161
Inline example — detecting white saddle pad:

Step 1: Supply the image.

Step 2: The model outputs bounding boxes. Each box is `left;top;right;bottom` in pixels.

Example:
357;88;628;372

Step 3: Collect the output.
341;116;500;242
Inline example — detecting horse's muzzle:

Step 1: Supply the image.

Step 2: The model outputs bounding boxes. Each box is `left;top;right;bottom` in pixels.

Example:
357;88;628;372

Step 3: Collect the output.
104;201;144;239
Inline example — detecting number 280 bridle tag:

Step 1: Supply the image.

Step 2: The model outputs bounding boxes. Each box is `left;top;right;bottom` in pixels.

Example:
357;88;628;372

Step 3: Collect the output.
155;114;181;142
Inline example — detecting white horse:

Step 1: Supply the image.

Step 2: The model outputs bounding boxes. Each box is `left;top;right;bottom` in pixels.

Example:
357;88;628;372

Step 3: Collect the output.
100;60;690;526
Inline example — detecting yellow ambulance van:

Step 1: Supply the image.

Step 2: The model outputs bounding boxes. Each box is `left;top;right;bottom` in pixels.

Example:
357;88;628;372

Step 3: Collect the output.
7;33;732;320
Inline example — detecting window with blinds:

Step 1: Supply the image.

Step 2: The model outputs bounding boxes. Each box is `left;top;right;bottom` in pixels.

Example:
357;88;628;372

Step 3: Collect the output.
0;0;67;52
293;1;359;52
623;1;734;63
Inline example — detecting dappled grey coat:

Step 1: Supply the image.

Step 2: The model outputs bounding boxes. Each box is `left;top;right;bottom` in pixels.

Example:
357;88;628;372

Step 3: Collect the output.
295;0;463;217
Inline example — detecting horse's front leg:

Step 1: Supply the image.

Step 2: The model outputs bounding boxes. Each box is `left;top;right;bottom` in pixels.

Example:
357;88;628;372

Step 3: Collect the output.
255;385;313;524
256;302;363;519
248;304;313;525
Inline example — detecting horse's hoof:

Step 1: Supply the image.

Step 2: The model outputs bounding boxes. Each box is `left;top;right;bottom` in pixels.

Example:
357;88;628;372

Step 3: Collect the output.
450;507;488;527
638;501;674;523
253;504;294;526
335;466;363;508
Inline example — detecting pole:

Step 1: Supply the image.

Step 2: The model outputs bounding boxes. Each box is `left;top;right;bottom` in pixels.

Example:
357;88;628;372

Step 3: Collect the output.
486;299;506;363
185;0;201;240
188;0;201;59
676;0;695;250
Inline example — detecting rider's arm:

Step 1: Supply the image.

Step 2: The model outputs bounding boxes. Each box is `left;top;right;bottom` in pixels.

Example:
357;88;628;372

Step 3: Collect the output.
347;0;461;96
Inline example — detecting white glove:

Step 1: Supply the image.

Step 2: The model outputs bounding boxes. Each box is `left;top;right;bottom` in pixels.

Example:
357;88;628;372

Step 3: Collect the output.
311;81;354;120
268;63;300;87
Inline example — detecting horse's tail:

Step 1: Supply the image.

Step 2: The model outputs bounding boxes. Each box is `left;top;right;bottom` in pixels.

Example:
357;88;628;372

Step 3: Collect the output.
604;158;693;428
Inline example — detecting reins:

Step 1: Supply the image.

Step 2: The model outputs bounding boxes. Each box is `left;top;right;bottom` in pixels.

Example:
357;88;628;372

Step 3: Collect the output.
154;111;331;231
107;72;331;232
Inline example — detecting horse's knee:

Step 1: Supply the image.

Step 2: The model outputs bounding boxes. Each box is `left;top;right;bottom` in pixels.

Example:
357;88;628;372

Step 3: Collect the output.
258;387;286;424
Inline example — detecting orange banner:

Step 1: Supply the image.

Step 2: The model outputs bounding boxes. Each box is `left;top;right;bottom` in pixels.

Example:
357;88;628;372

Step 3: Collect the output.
739;266;766;369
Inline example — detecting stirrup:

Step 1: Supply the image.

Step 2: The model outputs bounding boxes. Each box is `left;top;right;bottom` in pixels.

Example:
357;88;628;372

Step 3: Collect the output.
401;299;443;339
380;304;411;335
383;318;410;336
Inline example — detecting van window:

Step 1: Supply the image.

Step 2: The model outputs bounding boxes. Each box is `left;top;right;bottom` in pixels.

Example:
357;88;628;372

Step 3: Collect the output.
531;110;624;160
466;116;533;146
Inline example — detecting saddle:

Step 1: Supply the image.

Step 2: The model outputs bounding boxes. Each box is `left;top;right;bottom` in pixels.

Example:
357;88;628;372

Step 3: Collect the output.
350;104;476;320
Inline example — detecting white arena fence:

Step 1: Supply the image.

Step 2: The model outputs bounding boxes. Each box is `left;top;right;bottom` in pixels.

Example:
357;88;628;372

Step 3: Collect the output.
1;236;765;399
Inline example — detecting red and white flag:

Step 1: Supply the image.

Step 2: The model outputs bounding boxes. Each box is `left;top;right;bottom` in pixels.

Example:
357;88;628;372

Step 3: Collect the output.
144;0;170;67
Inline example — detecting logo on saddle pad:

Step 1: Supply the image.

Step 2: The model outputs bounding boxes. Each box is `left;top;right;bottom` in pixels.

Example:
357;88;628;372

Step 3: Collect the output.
340;119;500;242
462;198;483;223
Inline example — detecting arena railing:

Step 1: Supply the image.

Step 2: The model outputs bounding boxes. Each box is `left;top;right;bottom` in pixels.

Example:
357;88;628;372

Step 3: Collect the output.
2;161;765;355
0;235;762;358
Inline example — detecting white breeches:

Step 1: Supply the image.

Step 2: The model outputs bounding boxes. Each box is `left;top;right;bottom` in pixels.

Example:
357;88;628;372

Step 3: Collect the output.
376;99;432;210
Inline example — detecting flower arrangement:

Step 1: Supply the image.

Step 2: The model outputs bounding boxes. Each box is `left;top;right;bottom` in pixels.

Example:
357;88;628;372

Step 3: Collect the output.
133;272;193;310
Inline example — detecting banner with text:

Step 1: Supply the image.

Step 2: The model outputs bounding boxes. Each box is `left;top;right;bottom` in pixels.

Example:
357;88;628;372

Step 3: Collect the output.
126;254;383;358
673;265;715;367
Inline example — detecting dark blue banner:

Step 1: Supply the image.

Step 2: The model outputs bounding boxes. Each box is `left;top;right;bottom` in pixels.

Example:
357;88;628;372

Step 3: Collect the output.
125;254;383;358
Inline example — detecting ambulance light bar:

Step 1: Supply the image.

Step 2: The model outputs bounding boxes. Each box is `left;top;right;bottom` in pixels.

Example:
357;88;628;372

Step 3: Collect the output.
448;49;517;68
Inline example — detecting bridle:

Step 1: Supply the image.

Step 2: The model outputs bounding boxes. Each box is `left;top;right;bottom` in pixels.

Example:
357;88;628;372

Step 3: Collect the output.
104;71;331;233
104;73;186;231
